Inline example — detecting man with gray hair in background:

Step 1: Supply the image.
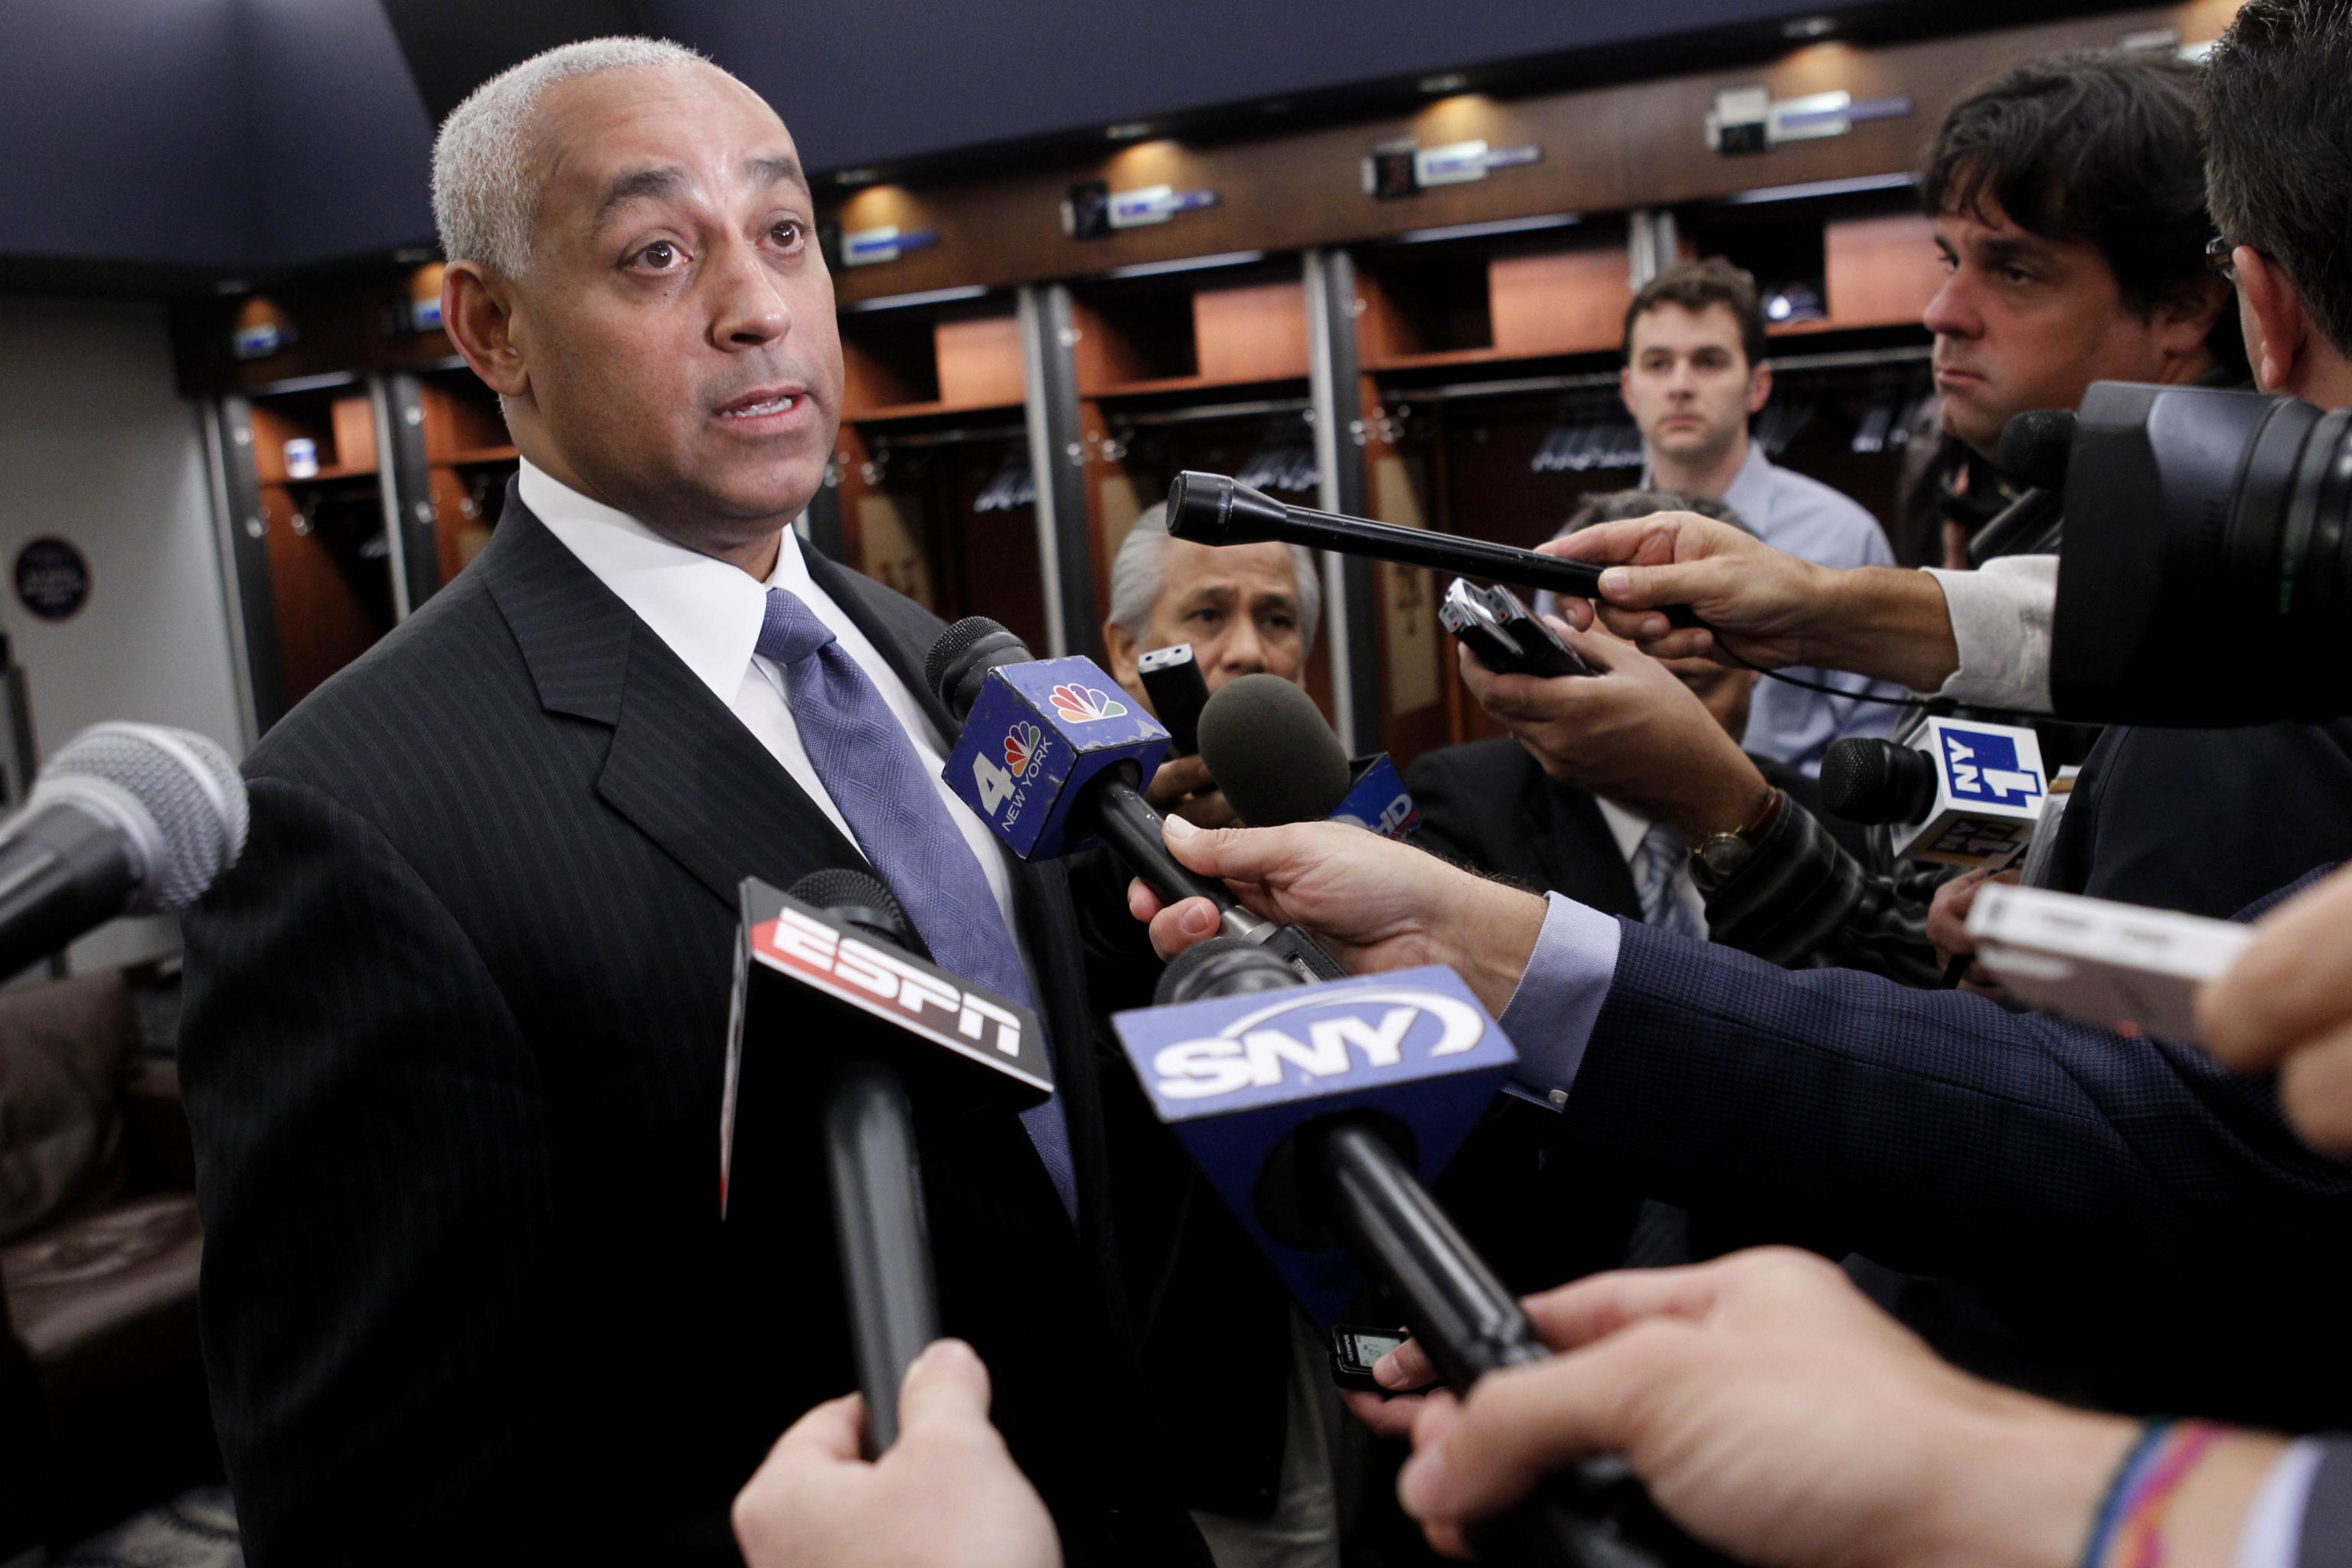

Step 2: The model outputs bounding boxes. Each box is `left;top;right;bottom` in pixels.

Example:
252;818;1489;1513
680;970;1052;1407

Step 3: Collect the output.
178;37;1211;1567
1099;501;1322;828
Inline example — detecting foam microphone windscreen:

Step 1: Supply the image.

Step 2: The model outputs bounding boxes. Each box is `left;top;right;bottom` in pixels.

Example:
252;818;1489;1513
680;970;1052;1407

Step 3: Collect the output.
1996;409;2076;492
1819;738;1939;825
1196;675;1354;827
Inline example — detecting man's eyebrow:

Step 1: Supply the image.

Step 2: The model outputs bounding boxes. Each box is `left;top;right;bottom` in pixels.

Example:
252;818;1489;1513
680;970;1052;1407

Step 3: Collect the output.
1974;234;2053;266
745;153;808;197
593;165;690;232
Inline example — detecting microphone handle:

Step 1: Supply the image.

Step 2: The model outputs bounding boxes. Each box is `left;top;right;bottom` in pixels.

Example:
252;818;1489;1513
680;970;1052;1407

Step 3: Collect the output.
1965;486;2063;567
0;802;137;982
822;1058;943;1456
1253;501;1702;630
1089;771;1351;980
1313;1121;1721;1568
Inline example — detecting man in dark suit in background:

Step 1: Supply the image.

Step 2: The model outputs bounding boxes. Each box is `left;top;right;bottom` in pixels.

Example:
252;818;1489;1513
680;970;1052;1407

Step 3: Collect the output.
178;38;1210;1566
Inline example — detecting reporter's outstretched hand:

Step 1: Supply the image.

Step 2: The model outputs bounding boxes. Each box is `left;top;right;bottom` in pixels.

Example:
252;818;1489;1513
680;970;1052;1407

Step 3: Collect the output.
1458;623;1769;846
1541;511;1824;666
1386;1249;2284;1568
2200;859;2352;1152
1125;818;1547;1015
1547;511;1962;693
1926;864;2018;999
732;1339;1061;1568
1144;752;1242;829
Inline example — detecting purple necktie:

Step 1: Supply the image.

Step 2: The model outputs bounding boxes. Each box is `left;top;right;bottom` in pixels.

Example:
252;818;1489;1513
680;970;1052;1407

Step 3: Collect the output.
757;587;1076;1217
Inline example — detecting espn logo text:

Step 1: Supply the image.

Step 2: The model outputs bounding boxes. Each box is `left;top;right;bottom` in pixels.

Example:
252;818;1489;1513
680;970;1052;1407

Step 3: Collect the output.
1151;986;1485;1101
762;907;1024;1059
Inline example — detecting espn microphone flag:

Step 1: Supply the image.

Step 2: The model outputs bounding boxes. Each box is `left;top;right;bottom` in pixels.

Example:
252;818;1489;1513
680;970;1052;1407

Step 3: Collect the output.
721;879;1050;1216
1112;967;1515;1324
941;654;1171;860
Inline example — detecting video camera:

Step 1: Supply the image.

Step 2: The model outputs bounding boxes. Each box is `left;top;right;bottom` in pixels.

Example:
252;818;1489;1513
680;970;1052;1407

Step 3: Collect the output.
2048;381;2352;724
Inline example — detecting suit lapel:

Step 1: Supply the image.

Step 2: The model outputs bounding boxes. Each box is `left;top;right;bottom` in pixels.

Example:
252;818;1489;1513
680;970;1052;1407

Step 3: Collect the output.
484;495;865;913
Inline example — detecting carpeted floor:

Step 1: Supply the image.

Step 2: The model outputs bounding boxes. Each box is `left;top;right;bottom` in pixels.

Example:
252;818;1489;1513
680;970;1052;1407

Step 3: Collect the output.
57;1488;239;1568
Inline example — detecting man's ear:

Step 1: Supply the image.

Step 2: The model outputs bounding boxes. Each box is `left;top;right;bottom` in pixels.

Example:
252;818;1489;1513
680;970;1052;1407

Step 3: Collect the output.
442;262;530;399
1102;618;1145;709
1745;359;1774;416
2236;248;2305;395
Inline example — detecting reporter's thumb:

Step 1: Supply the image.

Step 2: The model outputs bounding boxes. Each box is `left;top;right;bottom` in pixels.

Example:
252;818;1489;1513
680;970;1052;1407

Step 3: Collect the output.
897;1338;993;1434
1596;562;1689;610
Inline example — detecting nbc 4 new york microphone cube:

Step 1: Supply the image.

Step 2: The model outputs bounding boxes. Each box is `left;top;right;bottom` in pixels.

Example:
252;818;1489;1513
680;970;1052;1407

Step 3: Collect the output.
942;655;1171;860
1112;965;1516;1326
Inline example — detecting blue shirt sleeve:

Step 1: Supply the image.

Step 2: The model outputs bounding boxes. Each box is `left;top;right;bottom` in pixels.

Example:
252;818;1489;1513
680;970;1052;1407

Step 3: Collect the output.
1495;892;1624;1111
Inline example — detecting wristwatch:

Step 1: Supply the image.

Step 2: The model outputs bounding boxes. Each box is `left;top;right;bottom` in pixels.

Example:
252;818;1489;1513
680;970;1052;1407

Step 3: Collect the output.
1693;786;1784;885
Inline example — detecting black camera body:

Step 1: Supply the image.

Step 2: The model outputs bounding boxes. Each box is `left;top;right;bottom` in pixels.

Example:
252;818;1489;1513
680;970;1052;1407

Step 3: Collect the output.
2053;381;2352;724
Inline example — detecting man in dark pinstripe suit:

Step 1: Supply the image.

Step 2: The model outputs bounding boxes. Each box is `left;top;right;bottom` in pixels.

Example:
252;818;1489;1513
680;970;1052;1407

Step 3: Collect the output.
178;41;1214;1567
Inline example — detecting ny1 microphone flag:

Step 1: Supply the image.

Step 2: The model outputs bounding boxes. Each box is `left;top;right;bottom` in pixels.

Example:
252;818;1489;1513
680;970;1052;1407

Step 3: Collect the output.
1112;968;1516;1324
722;879;1050;1216
942;655;1171;860
1903;716;2050;867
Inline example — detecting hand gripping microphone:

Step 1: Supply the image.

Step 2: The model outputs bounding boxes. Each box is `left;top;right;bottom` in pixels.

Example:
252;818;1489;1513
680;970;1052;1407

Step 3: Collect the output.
1116;940;1713;1568
1196;673;1422;841
927;617;1346;981
1165;472;1701;628
0;723;247;980
721;870;1051;1454
1819;716;2050;868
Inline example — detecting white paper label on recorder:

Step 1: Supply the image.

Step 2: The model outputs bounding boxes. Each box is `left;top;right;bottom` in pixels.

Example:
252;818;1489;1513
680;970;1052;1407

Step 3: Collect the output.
1967;884;2254;1042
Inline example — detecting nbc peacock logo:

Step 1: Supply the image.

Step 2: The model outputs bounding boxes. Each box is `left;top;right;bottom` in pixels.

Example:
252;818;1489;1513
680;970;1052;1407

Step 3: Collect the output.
1050;684;1129;724
1004;721;1044;778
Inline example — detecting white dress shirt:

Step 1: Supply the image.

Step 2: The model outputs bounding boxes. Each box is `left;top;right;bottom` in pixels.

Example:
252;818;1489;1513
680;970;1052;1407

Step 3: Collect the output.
1921;554;2059;714
519;459;1027;946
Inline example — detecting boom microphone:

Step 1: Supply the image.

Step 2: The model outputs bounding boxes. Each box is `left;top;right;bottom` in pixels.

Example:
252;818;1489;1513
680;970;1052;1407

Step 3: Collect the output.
1120;939;1705;1568
722;870;1053;1453
0;724;247;980
1165;472;1700;627
928;618;1344;979
1196;675;1421;840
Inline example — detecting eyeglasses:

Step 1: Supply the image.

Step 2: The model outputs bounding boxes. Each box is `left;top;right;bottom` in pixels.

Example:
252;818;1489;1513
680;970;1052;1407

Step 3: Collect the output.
2207;234;2241;282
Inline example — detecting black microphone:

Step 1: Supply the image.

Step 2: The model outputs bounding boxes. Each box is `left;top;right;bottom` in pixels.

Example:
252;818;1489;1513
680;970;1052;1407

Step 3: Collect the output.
1127;940;1710;1568
1962;410;2074;567
724;870;1054;1455
1819;738;1939;825
1196;674;1425;840
0;724;247;980
927;618;1346;980
1166;472;1702;629
1195;675;1353;827
1998;408;2075;491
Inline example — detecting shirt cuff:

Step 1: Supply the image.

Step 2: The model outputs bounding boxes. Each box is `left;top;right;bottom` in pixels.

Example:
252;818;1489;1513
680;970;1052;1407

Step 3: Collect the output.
1920;554;2057;713
2236;1439;2327;1568
1496;893;1623;1112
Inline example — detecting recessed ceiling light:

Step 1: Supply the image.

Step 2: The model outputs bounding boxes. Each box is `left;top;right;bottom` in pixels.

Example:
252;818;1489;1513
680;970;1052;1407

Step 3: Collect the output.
1780;15;1837;39
835;168;882;186
1105;122;1154;141
1418;72;1470;94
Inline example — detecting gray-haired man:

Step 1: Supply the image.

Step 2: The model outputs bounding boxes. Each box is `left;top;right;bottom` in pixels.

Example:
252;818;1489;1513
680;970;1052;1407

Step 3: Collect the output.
178;37;1210;1567
1099;503;1321;827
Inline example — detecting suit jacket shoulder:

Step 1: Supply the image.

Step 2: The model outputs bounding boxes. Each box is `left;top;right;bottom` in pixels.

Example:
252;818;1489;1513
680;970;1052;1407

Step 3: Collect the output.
1407;739;1642;917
